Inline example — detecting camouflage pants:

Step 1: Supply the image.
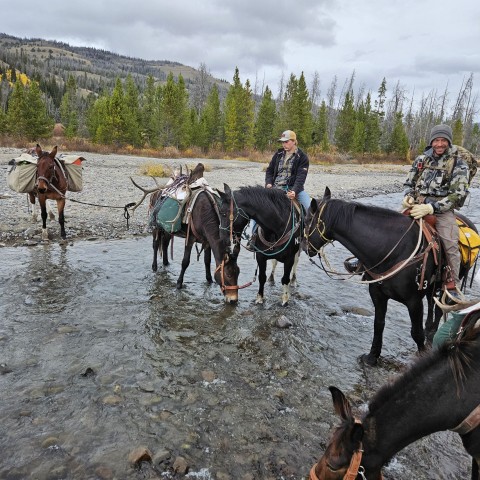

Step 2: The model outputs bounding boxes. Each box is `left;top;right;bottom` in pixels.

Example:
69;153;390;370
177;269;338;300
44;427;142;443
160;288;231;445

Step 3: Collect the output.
436;210;460;284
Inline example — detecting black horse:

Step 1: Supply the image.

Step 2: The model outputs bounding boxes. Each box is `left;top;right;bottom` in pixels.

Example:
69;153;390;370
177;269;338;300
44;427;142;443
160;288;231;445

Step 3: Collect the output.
310;312;480;480
218;185;302;306
302;187;477;365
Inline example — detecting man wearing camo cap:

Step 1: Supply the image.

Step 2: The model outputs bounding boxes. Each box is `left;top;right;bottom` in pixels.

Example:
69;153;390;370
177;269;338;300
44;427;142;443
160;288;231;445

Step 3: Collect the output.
402;123;470;301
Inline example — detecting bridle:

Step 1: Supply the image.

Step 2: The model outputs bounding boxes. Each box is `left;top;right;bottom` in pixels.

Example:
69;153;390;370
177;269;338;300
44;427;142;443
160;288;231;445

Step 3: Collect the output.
36;155;66;195
309;419;383;480
214;257;252;294
303;201;331;254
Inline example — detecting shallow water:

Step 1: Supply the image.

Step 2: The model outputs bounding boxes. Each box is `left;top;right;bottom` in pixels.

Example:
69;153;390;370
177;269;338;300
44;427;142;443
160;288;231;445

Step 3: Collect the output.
1;191;479;479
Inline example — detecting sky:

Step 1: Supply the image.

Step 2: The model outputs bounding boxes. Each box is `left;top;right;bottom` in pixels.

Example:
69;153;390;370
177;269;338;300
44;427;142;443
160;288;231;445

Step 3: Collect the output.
2;0;479;118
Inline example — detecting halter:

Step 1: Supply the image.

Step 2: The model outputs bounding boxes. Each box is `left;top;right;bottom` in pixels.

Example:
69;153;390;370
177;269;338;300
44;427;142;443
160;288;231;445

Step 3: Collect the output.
214;259;252;294
310;418;383;480
303;201;331;254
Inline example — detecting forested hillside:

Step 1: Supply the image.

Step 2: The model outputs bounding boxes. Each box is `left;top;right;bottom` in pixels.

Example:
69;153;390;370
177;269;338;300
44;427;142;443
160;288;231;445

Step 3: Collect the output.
0;32;478;160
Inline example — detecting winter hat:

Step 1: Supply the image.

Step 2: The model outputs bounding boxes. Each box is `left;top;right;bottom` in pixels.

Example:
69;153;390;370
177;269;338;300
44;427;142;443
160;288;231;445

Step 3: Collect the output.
429;124;453;146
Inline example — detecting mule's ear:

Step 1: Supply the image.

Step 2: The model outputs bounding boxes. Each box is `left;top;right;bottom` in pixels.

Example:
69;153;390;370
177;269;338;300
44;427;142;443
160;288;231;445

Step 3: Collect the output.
323;186;331;201
310;198;318;213
36;144;42;156
329;386;353;421
51;146;58;158
223;183;232;196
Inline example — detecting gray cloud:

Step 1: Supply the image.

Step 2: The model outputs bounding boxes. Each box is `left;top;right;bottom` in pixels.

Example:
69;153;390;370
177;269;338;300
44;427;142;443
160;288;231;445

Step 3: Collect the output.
1;0;479;118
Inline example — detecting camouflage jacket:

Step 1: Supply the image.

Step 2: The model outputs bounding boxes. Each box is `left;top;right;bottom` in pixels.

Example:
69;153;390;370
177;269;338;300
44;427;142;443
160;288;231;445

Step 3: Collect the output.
403;145;470;212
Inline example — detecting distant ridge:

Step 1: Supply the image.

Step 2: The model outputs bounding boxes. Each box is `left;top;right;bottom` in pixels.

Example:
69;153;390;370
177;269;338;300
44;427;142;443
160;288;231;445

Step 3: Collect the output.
0;32;229;95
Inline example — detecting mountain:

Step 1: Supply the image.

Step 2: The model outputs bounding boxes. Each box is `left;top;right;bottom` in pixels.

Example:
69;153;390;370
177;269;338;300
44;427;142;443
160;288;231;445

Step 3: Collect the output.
0;32;229;97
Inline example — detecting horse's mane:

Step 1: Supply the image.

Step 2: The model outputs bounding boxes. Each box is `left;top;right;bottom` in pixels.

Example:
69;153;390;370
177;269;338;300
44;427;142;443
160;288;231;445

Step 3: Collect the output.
237;186;291;216
368;316;480;415
323;199;404;231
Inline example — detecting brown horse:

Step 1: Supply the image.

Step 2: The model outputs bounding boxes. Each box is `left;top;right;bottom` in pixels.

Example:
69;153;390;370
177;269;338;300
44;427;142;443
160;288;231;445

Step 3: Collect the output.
29;144;68;240
310;313;480;480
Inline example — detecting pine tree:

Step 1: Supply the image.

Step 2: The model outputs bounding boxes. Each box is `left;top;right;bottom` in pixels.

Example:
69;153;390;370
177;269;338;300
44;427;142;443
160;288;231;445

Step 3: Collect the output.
452;118;463;145
200;84;221;150
314;100;329;151
60;75;79;138
124;75;142;147
334;90;356;152
387;112;409;158
109;78;127;146
364;92;381;153
140;75;160;148
254;86;276;151
223;67;243;151
294;72;314;147
6;80;27;137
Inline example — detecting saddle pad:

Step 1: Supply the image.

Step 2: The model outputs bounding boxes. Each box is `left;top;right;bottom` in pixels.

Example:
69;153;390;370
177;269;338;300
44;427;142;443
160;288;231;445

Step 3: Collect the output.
457;220;480;267
153;196;182;233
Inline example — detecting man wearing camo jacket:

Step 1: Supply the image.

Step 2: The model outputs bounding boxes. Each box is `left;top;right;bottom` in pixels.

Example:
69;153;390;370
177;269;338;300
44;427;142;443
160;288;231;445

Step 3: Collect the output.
402;124;470;301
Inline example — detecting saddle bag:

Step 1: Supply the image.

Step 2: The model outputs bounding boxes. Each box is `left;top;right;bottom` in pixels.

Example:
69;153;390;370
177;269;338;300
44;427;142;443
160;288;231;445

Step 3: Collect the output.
6;154;37;193
151;196;183;233
59;154;85;192
457;219;480;267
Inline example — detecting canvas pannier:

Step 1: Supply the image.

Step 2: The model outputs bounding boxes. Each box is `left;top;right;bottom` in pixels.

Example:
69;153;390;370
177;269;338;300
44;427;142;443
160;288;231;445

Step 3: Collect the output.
152;196;183;233
6;154;37;193
59;154;85;192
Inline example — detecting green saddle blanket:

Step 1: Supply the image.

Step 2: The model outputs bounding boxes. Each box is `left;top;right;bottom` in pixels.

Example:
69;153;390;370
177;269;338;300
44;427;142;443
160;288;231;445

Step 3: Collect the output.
151;196;183;233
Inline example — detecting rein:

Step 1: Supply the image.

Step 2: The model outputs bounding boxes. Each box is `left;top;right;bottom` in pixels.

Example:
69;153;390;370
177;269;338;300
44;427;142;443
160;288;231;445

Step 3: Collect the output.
305;201;427;285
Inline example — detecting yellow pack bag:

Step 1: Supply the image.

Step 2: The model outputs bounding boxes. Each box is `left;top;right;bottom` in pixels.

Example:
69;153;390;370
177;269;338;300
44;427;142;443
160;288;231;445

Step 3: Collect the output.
457;219;480;267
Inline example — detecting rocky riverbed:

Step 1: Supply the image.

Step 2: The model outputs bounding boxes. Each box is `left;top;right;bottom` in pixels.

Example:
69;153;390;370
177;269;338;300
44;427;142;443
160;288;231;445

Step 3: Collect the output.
0;147;410;246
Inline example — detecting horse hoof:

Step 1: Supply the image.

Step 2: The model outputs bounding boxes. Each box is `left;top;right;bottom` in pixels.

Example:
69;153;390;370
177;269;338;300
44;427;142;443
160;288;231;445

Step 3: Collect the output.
255;296;264;305
359;354;378;367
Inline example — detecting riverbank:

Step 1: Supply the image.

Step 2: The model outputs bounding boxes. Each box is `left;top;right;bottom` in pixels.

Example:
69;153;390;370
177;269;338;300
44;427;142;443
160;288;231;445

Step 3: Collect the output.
0;147;409;246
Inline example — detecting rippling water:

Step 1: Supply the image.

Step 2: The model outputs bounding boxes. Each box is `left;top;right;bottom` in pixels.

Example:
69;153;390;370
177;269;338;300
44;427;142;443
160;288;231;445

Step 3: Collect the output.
1;190;479;479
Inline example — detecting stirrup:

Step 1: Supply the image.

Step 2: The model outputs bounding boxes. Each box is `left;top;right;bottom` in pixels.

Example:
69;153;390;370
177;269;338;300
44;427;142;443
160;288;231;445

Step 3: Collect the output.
344;257;362;275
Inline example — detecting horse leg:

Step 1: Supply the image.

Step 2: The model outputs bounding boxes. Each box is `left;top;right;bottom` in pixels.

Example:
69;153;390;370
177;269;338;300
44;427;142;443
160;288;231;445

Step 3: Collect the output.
152;229;160;271
280;258;295;306
29;193;38;221
39;197;49;240
256;256;267;304
406;298;426;353
47;199;55;220
290;250;301;287
177;243;193;289
268;260;277;283
361;286;389;366
57;198;66;239
472;458;479;480
204;246;213;284
162;232;170;267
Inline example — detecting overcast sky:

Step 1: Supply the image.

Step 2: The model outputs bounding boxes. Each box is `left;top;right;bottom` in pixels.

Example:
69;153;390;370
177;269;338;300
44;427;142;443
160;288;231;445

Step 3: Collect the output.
2;0;479;117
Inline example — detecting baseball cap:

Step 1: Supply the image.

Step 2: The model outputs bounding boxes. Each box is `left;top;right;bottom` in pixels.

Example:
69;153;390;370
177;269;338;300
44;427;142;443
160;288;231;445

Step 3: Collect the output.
279;130;297;142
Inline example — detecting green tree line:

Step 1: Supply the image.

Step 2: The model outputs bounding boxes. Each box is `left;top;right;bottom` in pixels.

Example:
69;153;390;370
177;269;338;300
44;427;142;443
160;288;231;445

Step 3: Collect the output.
0;65;479;159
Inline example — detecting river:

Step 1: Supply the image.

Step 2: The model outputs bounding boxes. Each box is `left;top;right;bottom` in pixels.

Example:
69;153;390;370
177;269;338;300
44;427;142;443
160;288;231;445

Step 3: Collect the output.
1;190;479;479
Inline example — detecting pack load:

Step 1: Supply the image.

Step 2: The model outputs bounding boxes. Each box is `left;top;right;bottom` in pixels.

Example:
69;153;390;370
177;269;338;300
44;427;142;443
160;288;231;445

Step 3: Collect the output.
6;150;85;194
454;145;478;186
456;217;480;268
6;153;38;193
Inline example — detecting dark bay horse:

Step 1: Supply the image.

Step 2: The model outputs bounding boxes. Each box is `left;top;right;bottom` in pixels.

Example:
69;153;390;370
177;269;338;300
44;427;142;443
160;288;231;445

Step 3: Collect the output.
29;145;68;240
218;184;302;306
310;315;480;480
302;187;477;365
133;177;240;304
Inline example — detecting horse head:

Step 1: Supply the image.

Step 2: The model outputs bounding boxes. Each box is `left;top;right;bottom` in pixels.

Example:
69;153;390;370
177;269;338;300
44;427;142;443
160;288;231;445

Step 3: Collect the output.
311;387;382;480
35;145;58;194
302;186;332;257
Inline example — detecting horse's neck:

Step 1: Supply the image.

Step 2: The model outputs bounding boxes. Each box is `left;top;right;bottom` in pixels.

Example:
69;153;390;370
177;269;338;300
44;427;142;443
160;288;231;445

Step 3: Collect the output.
238;198;288;234
192;196;225;264
362;364;479;468
333;213;415;266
